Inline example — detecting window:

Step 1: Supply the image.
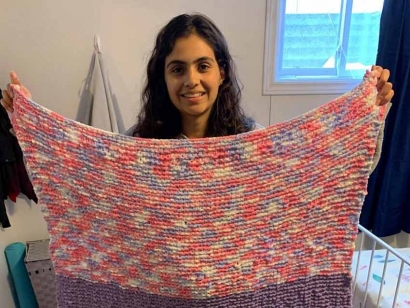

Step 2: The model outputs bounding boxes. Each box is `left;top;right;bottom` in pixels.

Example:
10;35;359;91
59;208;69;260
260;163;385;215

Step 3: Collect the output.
263;0;384;95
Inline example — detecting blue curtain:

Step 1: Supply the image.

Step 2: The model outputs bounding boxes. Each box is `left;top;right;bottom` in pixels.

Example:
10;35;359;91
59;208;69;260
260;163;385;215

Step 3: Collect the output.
360;0;410;237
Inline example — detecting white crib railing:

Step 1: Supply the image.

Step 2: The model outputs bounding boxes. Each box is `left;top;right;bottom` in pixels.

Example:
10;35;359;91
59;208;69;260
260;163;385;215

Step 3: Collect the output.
352;225;410;307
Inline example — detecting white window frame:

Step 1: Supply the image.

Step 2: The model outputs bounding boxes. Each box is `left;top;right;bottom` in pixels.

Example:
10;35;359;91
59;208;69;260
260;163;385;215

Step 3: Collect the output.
263;0;365;95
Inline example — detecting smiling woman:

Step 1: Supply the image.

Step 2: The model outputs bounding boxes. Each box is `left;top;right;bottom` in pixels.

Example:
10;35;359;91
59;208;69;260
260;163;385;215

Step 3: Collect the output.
164;35;225;138
131;13;256;139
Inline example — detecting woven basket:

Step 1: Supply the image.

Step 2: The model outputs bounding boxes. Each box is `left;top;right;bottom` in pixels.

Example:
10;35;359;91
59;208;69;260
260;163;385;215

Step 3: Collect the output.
25;239;57;308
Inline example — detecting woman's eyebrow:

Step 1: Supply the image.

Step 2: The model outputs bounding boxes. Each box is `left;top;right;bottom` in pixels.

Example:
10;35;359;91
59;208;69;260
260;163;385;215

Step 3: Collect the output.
166;57;215;68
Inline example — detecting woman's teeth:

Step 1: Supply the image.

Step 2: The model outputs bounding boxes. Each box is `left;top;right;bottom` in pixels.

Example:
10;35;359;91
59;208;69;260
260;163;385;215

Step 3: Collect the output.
182;93;204;98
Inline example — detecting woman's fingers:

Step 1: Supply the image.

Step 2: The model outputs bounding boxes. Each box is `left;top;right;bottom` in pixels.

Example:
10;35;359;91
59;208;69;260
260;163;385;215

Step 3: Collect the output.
1;89;14;112
378;88;394;106
371;65;383;79
8;71;31;99
376;82;393;106
371;65;393;106
10;71;22;86
2;71;31;113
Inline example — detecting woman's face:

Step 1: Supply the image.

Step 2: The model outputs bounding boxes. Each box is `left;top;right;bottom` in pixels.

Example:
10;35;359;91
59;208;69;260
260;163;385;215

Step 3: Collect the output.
164;34;225;123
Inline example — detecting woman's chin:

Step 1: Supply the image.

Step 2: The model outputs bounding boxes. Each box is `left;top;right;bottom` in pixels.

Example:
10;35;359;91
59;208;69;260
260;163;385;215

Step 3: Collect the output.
181;105;212;118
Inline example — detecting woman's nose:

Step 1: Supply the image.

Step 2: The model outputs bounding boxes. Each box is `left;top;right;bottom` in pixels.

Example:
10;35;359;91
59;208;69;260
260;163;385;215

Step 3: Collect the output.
184;68;200;87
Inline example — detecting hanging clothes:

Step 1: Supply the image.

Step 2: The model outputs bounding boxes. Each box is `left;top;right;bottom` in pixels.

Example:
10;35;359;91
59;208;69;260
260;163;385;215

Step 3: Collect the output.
0;89;37;228
76;37;125;134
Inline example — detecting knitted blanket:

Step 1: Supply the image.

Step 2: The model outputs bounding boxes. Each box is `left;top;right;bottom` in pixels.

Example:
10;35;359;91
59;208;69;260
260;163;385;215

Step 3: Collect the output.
12;72;386;308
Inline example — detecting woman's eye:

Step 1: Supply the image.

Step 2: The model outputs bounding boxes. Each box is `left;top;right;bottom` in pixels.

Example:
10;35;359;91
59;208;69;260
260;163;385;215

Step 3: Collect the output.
172;67;183;74
199;64;210;71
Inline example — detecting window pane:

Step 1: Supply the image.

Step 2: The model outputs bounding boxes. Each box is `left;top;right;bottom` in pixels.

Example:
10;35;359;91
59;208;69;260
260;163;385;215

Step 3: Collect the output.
344;0;383;71
282;0;342;69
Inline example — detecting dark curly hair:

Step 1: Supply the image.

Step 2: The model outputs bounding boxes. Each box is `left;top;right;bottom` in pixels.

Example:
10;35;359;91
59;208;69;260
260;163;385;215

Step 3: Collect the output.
133;13;254;139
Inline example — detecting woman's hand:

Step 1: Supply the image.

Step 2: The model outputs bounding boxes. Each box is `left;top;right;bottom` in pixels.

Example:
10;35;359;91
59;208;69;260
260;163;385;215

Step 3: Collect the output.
372;65;394;106
1;71;32;113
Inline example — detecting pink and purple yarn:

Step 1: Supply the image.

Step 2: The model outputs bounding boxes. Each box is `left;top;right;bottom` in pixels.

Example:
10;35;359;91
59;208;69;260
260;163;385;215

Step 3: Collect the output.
12;72;386;307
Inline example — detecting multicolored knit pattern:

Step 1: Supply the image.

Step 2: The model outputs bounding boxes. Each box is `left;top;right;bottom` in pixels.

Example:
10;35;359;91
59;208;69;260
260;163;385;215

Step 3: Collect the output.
12;72;385;308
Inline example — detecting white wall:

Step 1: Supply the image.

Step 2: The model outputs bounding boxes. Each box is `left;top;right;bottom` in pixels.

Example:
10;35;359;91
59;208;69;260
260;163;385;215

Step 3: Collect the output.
0;1;407;307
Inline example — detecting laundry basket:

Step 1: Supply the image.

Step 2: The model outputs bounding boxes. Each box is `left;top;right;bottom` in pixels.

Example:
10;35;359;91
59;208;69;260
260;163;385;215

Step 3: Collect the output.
25;239;57;308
